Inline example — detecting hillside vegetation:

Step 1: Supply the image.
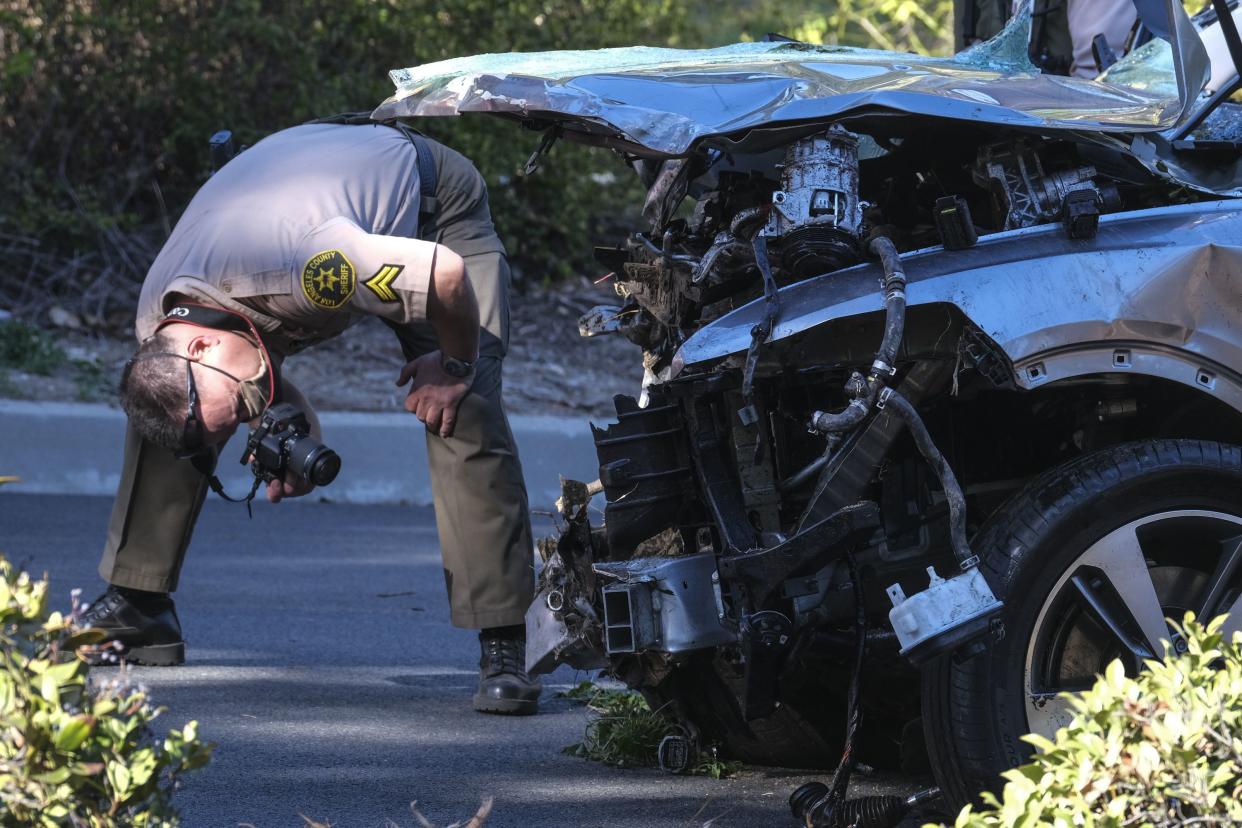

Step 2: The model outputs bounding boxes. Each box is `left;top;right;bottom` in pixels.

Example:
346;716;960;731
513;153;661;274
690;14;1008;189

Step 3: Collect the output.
0;0;951;330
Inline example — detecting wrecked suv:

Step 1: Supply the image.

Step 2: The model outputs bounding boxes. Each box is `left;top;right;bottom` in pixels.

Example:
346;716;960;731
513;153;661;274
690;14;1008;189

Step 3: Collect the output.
378;0;1242;810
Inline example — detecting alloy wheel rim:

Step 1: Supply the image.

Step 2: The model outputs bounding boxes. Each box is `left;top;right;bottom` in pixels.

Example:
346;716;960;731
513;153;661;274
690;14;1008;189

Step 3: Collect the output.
1023;509;1242;739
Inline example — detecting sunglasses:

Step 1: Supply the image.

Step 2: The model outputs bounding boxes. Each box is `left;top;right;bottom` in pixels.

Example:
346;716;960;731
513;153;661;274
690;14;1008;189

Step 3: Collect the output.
126;352;248;458
178;357;207;459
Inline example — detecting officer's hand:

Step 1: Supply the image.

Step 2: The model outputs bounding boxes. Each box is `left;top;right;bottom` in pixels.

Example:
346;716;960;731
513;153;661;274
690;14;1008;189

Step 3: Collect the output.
266;469;314;504
395;351;471;438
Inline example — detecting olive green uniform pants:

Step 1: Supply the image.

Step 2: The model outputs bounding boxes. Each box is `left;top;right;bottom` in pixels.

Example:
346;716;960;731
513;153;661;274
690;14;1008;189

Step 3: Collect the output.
100;141;535;630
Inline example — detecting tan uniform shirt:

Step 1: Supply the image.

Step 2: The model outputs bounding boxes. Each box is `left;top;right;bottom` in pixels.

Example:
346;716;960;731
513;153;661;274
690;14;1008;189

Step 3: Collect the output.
1004;0;1137;78
1065;0;1136;78
136;123;443;352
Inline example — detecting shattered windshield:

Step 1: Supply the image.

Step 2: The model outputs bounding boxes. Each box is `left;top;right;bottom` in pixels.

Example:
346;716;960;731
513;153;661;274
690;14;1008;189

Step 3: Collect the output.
377;1;1207;158
1099;30;1179;98
378;48;1181;158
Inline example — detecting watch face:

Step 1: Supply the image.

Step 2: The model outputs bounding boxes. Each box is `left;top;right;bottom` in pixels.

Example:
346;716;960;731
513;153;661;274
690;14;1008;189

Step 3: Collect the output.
443;357;473;378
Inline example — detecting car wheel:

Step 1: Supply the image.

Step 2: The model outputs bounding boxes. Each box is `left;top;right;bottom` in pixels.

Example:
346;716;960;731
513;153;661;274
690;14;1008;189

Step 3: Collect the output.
922;439;1242;808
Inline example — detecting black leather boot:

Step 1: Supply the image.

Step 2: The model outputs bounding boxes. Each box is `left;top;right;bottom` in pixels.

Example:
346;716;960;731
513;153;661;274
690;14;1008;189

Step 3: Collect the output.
474;627;541;715
77;585;186;666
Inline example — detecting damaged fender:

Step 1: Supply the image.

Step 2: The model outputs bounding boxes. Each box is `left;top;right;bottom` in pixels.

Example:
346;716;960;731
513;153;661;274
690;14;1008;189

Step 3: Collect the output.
675;201;1242;412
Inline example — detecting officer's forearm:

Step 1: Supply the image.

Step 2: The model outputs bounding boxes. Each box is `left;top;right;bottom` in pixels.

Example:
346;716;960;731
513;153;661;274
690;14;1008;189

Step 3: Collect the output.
426;248;480;363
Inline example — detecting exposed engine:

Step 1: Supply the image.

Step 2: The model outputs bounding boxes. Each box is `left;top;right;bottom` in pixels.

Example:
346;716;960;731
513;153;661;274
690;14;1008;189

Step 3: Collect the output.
973;139;1121;235
581;125;1154;407
532;119;1191;798
764;124;864;277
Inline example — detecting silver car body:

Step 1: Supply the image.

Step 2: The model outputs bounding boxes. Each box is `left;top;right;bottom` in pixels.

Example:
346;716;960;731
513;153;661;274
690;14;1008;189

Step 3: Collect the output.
377;0;1242;413
676;200;1242;413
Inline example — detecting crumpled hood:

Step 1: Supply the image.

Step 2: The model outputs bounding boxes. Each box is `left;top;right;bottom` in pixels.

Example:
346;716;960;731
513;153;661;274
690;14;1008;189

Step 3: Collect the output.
374;0;1208;159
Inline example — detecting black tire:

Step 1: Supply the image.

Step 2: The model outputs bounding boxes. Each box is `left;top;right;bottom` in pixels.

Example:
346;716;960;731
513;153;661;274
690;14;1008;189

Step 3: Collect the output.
923;439;1242;808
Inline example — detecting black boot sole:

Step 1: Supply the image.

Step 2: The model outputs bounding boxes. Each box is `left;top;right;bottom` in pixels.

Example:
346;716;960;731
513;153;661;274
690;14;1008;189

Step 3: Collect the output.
473;692;538;716
84;641;186;667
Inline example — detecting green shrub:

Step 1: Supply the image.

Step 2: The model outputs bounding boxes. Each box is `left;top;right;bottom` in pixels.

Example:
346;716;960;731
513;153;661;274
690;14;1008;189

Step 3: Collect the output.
0;556;213;826
0;0;951;326
946;614;1242;828
0;0;688;324
0;321;67;375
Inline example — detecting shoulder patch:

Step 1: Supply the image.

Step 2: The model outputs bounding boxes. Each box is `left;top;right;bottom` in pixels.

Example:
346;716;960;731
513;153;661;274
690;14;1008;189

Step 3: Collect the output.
301;250;356;310
364;264;404;303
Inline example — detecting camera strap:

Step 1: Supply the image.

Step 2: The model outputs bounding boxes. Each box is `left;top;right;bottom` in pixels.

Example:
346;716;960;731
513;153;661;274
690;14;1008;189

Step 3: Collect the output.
208;474;262;518
190;448;263;517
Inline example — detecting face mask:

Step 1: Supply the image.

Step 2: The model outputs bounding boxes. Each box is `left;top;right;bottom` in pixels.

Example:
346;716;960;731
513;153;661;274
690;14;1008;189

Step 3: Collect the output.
149;302;279;425
235;347;270;421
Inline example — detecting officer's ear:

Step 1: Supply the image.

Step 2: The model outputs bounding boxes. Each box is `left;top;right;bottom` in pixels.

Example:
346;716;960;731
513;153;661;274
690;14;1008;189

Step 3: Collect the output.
184;333;223;361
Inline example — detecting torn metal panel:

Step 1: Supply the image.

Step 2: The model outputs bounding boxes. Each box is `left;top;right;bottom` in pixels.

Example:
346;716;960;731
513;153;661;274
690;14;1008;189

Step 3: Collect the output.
675;200;1242;410
527;477;608;675
592;393;697;556
375;1;1207;160
1132;125;1242;199
594;552;736;654
526;548;607;674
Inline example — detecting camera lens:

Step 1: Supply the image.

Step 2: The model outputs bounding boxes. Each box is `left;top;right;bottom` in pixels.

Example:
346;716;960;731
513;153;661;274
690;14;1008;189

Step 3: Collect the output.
286;435;341;486
307;447;341;486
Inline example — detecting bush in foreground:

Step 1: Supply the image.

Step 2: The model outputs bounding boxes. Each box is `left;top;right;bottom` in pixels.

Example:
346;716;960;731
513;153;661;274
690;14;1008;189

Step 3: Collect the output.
948;614;1242;827
0;556;212;826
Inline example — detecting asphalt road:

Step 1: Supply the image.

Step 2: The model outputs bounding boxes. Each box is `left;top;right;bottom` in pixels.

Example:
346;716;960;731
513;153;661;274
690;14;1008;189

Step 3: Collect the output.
1;493;928;828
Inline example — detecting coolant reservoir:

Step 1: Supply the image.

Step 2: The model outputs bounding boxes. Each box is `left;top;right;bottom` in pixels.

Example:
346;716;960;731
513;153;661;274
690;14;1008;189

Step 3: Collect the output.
887;565;1003;665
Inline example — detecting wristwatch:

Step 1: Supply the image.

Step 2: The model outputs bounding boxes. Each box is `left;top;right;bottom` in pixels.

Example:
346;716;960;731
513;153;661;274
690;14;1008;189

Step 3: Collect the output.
441;354;475;379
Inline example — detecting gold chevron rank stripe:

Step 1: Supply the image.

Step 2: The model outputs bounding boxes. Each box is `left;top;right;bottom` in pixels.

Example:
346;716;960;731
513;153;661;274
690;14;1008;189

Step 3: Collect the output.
364;263;403;303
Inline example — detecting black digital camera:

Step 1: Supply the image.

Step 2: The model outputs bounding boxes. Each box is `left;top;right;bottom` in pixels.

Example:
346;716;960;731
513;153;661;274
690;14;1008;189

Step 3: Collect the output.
243;403;341;487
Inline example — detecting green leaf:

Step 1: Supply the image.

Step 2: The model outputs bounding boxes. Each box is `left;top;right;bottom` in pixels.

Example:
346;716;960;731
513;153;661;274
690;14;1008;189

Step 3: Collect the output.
32;766;72;784
44;659;82;685
127;747;158;789
106;760;132;800
40;672;59;705
54;715;95;751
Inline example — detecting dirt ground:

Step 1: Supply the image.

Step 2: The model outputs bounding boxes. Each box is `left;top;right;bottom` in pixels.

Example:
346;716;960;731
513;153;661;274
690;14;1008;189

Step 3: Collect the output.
0;279;639;420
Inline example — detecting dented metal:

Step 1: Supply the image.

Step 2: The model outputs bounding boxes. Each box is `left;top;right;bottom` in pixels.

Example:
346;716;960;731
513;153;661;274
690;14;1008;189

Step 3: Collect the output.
676;200;1242;413
401;0;1242;773
596;552;736;655
376;2;1215;178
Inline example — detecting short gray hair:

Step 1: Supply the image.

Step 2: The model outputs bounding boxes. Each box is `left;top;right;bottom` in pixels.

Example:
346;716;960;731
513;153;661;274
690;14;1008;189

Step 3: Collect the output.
119;333;187;452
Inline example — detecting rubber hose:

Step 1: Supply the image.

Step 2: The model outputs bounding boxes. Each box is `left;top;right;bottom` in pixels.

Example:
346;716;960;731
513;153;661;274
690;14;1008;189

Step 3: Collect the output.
867;235;907;373
837;796;911;828
789;784;912;828
789;781;830;821
779;444;832;492
810;235;906;435
882;389;973;567
811;397;871;434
